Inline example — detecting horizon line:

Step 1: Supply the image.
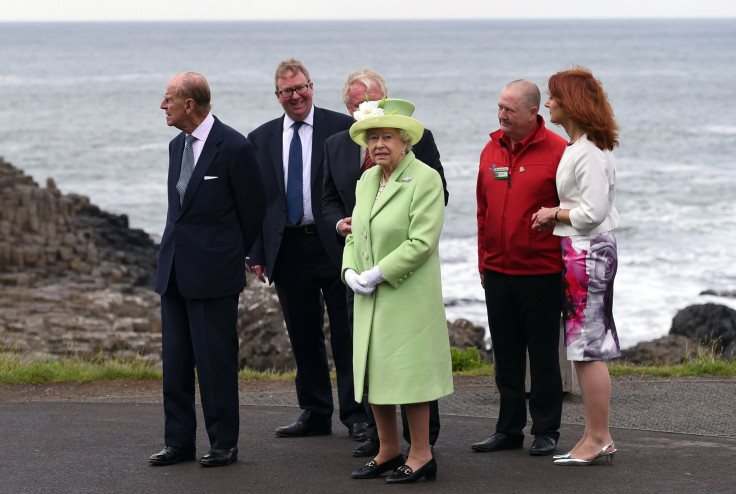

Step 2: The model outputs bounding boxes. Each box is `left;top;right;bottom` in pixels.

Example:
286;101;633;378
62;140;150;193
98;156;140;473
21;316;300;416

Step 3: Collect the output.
2;16;735;23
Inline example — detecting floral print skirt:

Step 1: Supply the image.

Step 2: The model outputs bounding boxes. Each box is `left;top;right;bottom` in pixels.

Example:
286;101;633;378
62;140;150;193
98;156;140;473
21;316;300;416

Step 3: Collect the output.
561;231;621;361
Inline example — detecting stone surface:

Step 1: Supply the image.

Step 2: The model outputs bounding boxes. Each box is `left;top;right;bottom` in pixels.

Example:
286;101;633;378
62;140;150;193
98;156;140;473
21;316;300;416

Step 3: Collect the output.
617;334;695;365
0;156;487;371
700;289;736;298
670;303;736;358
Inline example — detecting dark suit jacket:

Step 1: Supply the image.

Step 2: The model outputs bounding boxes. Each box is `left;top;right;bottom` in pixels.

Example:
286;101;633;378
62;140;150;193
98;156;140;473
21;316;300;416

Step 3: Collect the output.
246;107;353;276
155;116;266;298
322;127;449;267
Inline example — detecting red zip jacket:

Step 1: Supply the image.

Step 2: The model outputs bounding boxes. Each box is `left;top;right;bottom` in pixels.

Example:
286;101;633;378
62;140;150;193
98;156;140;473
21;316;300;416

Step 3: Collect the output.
476;115;567;275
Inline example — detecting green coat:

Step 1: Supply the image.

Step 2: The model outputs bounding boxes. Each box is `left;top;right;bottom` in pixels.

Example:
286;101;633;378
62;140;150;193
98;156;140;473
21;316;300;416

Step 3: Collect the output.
342;152;453;405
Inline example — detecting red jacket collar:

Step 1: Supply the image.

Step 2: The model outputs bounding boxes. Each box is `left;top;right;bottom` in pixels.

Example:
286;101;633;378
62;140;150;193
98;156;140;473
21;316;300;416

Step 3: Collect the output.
490;114;549;150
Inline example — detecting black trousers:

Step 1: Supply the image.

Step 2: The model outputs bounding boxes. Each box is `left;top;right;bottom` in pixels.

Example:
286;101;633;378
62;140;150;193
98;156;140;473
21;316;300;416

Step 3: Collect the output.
347;289;441;445
273;228;366;428
160;267;240;451
484;270;563;439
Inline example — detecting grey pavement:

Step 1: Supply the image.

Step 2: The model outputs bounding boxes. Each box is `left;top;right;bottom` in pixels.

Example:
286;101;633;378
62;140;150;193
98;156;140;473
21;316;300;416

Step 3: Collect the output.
1;375;735;493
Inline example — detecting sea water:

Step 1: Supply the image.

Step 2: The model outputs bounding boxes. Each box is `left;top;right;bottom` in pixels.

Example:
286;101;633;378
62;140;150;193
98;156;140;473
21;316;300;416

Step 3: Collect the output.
1;19;735;348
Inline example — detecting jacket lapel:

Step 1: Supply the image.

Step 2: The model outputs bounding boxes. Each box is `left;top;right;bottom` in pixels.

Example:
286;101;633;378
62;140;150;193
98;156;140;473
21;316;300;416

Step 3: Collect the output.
310;107;327;188
354;166;380;233
269;117;286;194
370;152;415;219
170;134;185;215
179;117;222;214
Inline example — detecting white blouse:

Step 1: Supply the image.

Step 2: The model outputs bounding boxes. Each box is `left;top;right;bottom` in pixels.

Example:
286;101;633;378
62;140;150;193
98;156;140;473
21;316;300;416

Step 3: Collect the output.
553;134;620;237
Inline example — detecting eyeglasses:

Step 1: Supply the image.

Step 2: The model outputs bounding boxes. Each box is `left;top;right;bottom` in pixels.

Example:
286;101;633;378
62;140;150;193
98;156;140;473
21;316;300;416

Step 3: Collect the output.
277;82;312;98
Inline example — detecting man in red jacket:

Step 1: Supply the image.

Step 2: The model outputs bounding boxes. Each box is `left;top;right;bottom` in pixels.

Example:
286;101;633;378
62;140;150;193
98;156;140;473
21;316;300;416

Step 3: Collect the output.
473;79;567;457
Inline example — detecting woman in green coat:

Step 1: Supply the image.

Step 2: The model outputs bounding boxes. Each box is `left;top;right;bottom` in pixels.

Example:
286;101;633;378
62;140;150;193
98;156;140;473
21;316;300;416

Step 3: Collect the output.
342;99;453;484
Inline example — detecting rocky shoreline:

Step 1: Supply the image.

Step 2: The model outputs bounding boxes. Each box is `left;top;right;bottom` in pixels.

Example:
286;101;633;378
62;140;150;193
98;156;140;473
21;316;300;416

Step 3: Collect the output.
0;157;486;370
1;156;733;369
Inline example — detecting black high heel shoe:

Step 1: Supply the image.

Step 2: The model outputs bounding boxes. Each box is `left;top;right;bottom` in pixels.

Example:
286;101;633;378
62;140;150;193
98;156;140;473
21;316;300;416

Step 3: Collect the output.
352;454;405;479
385;458;437;483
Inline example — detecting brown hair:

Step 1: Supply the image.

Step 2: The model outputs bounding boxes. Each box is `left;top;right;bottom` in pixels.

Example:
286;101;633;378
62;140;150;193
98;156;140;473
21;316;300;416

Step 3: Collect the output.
274;58;310;88
548;67;619;150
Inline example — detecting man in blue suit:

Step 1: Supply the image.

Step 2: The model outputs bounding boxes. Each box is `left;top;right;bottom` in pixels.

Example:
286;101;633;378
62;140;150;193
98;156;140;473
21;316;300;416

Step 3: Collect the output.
322;68;448;457
247;59;369;439
149;72;266;468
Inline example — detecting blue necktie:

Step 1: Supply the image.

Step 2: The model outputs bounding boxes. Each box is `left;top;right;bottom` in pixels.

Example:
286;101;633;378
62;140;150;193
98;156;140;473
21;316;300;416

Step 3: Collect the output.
286;121;304;225
176;134;197;206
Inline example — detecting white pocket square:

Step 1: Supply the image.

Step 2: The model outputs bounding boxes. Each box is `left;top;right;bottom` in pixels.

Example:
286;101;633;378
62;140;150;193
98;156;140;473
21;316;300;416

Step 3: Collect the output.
204;176;218;180
401;176;412;182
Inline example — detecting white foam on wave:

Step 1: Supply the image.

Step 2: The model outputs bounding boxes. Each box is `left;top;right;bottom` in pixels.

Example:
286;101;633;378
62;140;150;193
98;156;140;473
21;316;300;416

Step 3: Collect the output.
104;142;168;154
705;125;736;135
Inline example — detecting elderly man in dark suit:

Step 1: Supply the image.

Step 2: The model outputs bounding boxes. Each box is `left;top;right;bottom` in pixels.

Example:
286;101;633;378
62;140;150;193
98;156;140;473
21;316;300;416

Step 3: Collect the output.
246;59;369;440
322;68;449;457
150;72;266;468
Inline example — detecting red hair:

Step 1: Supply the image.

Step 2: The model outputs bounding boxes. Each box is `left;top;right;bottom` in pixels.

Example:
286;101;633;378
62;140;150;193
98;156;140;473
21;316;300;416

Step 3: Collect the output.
548;67;619;150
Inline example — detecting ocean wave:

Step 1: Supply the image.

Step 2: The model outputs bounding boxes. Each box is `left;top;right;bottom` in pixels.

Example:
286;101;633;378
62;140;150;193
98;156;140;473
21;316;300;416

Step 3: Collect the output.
705;125;736;135
105;142;168;153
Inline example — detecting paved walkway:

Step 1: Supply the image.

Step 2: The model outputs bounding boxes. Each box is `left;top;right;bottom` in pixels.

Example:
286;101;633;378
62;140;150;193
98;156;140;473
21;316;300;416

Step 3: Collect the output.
1;375;735;493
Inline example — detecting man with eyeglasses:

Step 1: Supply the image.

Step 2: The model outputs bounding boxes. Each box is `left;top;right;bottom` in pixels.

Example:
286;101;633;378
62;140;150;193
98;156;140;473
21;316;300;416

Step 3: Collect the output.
322;67;449;458
246;58;369;440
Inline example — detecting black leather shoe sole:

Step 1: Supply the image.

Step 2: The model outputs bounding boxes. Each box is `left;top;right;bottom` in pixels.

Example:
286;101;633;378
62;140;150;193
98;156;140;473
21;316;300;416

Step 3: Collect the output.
530;436;558;456
149;447;196;466
199;448;238;467
385;458;437;483
348;422;369;441
471;434;524;452
352;454;404;479
353;439;380;457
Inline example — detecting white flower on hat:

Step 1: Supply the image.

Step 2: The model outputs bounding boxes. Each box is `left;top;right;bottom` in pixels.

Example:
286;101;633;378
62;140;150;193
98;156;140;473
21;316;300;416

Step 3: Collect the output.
353;100;384;121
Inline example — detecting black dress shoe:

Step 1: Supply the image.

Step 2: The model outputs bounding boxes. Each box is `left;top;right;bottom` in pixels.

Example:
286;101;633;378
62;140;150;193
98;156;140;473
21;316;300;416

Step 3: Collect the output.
530;435;558;456
471;432;524;452
149;446;195;466
385;458;437;483
199;447;238;467
351;454;405;479
348;422;369;441
353;438;380;457
275;420;332;437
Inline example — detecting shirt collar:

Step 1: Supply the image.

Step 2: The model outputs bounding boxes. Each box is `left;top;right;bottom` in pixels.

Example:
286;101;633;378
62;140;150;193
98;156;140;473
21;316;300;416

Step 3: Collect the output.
191;113;215;141
283;105;315;131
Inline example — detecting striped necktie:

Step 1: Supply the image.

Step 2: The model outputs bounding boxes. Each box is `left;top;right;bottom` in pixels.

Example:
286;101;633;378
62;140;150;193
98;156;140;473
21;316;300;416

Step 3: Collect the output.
361;148;374;173
176;134;197;205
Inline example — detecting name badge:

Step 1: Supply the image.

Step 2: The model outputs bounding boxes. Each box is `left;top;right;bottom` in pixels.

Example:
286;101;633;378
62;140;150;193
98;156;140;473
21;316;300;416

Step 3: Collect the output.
494;167;510;180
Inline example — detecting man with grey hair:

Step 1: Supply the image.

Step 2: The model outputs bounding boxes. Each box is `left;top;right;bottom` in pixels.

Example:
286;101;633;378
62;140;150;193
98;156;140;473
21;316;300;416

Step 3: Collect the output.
151;72;265;468
473;79;567;456
322;67;448;457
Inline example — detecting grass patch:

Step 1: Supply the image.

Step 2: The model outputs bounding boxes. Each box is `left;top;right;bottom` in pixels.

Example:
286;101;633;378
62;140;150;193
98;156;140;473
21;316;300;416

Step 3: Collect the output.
609;341;736;377
3;341;735;385
0;353;160;384
238;368;296;380
451;347;494;376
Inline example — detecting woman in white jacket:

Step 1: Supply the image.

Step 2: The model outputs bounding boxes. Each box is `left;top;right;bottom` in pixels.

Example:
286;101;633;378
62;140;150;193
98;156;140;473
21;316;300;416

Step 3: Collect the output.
532;67;620;466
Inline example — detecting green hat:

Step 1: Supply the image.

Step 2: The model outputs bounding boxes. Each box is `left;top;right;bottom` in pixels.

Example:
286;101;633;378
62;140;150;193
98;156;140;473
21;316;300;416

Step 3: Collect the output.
349;98;424;147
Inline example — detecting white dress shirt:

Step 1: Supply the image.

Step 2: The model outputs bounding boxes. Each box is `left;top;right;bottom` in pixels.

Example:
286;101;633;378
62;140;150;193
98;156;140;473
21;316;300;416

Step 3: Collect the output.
188;113;215;168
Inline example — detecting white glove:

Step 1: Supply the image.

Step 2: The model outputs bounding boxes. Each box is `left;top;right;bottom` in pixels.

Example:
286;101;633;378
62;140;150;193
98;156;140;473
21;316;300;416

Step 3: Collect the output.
345;269;375;296
360;265;385;290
